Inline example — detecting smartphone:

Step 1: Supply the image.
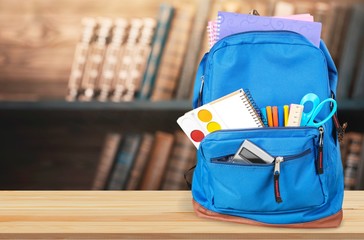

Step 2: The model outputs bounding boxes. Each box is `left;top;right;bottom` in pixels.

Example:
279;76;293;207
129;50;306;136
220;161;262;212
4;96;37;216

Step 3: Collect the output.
232;140;274;164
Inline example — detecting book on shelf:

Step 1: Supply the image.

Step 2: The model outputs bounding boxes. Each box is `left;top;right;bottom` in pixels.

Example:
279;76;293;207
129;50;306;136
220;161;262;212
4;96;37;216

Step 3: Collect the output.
161;131;196;190
176;0;211;100
150;4;195;101
124;133;155;190
107;133;142;190
352;42;364;100
98;18;129;102
356;133;364;189
139;131;174;190
66;18;97;101
92;133;122;190
122;18;157;102
344;132;364;190
326;2;352;66
111;18;144;102
337;3;364;100
79;18;113;101
138;3;175;100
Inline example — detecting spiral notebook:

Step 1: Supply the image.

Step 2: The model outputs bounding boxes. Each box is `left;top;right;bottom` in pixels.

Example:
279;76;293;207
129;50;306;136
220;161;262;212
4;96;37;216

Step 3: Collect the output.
217;11;322;46
177;89;263;148
207;13;319;48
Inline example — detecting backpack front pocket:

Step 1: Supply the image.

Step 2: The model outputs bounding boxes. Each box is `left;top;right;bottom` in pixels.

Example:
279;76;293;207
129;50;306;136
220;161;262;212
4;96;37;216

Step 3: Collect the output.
197;127;326;214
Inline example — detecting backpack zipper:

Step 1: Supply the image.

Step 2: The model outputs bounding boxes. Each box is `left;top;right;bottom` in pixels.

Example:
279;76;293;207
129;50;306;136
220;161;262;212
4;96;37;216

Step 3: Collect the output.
210;148;311;165
317;126;324;174
274;157;284;203
273;149;312;203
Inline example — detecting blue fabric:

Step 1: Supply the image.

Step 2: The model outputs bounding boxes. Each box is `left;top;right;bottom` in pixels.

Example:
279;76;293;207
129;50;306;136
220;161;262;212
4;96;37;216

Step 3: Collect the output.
191;31;344;225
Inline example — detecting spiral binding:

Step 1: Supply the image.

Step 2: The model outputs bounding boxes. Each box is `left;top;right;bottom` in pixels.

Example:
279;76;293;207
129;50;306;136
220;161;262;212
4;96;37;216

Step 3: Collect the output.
207;21;216;48
245;89;268;126
216;15;222;42
207;19;220;49
240;89;264;127
210;9;258;47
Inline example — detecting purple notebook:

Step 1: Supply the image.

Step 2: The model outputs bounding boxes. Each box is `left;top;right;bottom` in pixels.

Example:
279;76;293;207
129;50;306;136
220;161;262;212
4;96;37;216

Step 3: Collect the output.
217;11;322;47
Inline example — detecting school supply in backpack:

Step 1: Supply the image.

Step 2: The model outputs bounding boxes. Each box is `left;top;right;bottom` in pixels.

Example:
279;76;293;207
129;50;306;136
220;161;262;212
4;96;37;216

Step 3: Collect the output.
177;89;263;148
232;139;274;164
217;11;322;47
207;12;319;49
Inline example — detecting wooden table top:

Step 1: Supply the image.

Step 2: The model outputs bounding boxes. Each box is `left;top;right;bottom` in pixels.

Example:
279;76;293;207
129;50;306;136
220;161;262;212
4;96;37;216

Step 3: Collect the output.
0;191;362;239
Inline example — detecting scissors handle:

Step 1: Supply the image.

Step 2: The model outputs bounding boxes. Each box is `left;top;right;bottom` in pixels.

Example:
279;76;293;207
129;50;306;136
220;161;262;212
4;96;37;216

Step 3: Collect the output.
300;93;320;126
307;98;337;127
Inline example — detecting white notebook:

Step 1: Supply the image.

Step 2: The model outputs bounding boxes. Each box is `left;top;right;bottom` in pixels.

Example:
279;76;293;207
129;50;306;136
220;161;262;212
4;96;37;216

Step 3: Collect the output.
177;89;263;148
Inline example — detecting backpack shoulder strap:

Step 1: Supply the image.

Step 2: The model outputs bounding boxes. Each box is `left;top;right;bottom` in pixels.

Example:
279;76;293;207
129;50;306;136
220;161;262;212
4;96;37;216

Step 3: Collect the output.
192;53;208;108
320;40;338;96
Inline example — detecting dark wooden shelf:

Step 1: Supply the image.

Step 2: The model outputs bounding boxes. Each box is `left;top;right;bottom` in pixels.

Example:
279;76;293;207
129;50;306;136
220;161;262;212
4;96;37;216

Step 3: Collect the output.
0;100;191;111
0;100;192;133
338;99;364;111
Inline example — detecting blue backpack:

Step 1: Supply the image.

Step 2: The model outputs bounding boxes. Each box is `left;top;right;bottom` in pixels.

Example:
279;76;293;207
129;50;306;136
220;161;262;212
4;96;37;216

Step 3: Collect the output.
190;30;345;227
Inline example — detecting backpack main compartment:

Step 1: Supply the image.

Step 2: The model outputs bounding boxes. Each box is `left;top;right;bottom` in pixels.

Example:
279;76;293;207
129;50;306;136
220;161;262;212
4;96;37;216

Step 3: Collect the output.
191;31;344;227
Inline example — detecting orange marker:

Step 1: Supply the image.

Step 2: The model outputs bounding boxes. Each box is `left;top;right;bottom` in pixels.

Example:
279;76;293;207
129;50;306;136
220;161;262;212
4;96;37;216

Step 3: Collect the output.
272;106;279;127
266;106;273;127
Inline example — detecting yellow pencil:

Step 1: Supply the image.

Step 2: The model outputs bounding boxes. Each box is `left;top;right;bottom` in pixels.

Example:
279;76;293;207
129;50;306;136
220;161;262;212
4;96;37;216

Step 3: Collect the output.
283;105;289;126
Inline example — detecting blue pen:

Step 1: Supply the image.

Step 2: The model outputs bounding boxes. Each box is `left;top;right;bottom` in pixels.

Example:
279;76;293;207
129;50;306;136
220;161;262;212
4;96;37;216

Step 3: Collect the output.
278;106;284;127
260;107;268;127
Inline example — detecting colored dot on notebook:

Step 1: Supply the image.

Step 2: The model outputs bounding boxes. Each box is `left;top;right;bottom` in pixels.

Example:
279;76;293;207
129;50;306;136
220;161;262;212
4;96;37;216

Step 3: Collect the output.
190;130;205;142
207;121;221;132
197;109;212;122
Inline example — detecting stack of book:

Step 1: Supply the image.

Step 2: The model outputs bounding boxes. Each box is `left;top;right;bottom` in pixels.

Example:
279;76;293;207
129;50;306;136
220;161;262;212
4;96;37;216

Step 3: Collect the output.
67;16;157;102
91;130;196;190
341;131;364;190
67;2;199;102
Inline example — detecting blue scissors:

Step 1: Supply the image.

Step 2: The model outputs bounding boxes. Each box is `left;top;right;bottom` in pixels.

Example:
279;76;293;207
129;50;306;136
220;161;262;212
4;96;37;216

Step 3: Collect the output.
300;93;337;127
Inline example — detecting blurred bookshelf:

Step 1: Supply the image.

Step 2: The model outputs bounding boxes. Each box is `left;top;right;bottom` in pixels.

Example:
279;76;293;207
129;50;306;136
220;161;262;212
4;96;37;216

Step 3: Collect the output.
0;0;363;190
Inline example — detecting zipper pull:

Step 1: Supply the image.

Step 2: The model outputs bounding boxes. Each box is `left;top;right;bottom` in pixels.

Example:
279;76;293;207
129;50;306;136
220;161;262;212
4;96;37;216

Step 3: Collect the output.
331;93;347;143
274;157;284;203
333;115;347;143
317;127;324;174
